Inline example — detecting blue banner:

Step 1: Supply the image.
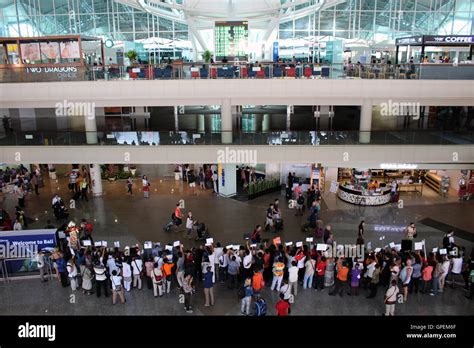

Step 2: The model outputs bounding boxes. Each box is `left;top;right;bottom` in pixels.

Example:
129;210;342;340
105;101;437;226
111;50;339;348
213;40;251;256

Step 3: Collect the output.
273;41;279;63
0;229;56;274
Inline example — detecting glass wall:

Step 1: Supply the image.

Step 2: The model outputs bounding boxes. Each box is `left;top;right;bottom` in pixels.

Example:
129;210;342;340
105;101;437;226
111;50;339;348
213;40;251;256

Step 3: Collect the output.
0;0;191;60
0;0;472;61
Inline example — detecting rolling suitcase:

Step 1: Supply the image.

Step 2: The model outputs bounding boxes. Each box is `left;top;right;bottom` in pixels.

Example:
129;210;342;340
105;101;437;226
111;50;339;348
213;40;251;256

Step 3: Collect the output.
73;191;81;200
275;219;283;231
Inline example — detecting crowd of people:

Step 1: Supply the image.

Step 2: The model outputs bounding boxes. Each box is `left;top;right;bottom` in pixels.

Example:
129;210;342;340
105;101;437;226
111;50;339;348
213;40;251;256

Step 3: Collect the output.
34;210;474;316
2;165;473;316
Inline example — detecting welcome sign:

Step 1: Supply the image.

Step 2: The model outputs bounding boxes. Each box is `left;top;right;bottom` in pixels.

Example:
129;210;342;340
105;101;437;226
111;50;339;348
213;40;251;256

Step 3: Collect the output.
0;229;56;274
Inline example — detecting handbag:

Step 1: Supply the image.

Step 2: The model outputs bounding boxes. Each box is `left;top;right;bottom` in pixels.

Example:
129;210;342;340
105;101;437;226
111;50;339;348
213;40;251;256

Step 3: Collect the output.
113;277;122;291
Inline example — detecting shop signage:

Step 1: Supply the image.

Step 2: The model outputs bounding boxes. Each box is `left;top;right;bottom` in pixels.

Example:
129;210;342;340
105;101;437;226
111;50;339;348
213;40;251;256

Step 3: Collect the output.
423;35;474;45
380;163;418;170
329;181;339;193
395;36;423;45
25;66;78;80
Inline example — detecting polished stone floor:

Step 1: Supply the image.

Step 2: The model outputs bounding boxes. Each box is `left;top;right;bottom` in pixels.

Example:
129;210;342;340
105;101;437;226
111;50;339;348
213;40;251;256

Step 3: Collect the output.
0;167;473;316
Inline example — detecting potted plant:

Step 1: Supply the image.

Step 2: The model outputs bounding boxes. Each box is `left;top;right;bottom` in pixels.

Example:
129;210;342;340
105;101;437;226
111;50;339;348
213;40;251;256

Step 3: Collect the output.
125;50;138;64
202;50;212;63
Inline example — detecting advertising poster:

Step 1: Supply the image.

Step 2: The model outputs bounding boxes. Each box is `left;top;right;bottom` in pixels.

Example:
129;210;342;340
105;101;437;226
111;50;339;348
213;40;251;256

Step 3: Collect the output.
0;229;56;274
40;42;60;61
20;43;41;61
60;41;80;59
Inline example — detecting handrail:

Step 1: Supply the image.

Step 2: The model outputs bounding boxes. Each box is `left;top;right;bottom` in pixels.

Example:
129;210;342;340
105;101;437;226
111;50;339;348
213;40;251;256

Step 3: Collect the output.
1;62;474;83
0;130;472;146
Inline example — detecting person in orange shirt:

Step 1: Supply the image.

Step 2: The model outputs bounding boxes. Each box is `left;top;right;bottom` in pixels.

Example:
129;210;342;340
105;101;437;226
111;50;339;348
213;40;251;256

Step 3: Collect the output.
162;257;175;294
329;258;349;297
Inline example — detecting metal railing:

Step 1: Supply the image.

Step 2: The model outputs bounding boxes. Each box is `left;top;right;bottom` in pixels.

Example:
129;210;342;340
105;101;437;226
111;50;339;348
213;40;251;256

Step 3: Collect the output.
0;130;472;146
1;62;474;83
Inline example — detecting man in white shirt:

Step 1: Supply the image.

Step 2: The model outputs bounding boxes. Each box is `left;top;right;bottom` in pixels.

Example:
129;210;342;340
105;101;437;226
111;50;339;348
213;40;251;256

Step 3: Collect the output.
93;262;109;297
288;261;299;296
35;251;48;282
110;270;126;305
218;251;229;283
242;250;253;280
131;256;143;290
214;243;224;277
67;259;78;291
448;256;464;288
384;279;399;316
122;261;132;292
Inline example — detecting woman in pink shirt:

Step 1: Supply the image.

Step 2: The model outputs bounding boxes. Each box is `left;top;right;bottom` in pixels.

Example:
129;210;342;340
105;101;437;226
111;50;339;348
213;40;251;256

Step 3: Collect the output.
421;262;433;294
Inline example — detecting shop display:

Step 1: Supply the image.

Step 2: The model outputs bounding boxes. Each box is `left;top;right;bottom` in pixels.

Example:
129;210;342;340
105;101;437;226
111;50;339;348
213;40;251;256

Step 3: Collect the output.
337;168;391;206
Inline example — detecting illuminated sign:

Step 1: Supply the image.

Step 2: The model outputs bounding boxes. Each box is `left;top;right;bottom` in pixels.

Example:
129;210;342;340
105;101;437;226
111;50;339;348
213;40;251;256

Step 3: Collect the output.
214;21;249;60
380;163;418;170
423;35;474;45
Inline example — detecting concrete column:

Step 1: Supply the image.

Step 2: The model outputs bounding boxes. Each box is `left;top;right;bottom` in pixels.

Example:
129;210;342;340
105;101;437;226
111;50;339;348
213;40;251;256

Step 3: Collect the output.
89;164;103;196
359;99;373;144
85;114;98;144
173;106;179;132
218;163;237;197
197;114;205;133
286;105;293;131
262;114;271;132
221;99;232;144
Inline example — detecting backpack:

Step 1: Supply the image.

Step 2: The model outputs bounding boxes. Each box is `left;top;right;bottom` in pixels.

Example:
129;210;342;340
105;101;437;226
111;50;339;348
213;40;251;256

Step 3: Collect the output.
254;298;267;316
237;286;246;300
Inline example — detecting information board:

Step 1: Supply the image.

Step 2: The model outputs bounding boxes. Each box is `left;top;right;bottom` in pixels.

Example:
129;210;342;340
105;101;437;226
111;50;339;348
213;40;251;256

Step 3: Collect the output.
214;21;249;60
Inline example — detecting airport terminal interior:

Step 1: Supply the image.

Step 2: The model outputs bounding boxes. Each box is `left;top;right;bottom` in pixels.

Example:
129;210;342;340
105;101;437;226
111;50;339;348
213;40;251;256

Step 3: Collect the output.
0;0;473;318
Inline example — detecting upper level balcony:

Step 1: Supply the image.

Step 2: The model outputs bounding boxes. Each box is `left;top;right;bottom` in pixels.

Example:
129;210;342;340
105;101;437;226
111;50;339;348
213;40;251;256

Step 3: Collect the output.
1;62;474;83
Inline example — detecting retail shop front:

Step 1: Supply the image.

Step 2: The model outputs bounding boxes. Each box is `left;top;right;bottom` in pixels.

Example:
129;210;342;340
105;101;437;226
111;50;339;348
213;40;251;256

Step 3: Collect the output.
0;35;104;82
327;166;473;206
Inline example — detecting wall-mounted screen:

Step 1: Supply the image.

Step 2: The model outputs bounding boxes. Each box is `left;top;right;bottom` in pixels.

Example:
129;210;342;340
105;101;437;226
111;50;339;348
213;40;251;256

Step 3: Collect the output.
214;21;248;61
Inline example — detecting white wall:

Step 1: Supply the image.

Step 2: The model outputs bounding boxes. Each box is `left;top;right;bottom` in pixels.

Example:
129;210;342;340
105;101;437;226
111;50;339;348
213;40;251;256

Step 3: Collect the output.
279;164;312;184
0;145;472;168
2;80;474;109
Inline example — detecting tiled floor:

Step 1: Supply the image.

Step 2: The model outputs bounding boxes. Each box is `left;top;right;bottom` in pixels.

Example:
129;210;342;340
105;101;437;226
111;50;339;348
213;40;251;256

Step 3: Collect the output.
0;172;473;316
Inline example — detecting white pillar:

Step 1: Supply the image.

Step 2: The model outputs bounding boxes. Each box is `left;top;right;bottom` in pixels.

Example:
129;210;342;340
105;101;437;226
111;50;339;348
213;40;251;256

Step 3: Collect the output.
359;100;373;144
89;164;103;196
286;105;293;131
174;106;179;132
221;99;232;144
218;163;237;197
262;114;270;132
197;114;205;133
85;114;98;144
